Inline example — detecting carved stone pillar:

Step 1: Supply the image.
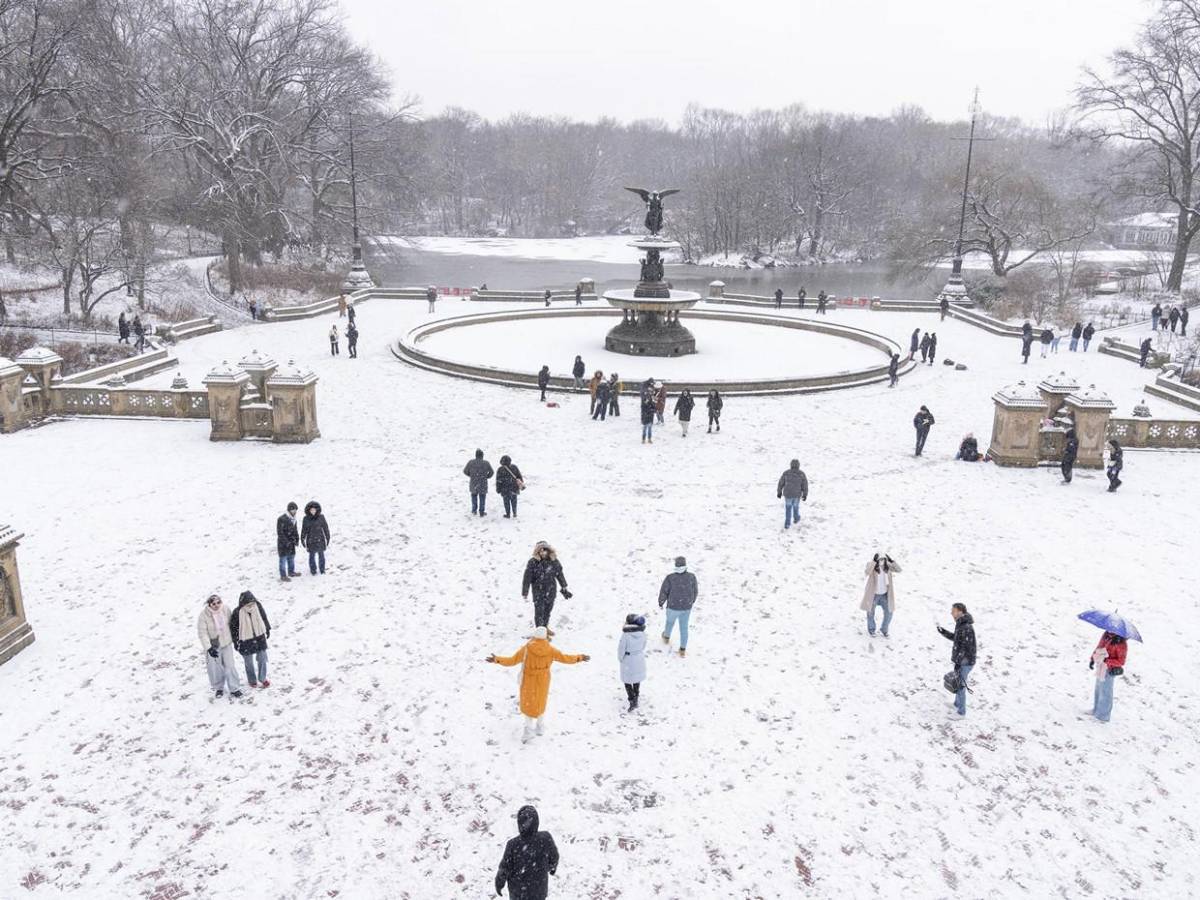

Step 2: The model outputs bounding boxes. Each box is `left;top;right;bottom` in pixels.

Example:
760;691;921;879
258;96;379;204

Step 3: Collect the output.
15;347;63;418
0;525;34;665
1063;385;1116;468
988;381;1047;467
708;281;725;301
0;357;27;433
1037;371;1079;419
267;359;320;443
202;361;250;441
237;349;278;400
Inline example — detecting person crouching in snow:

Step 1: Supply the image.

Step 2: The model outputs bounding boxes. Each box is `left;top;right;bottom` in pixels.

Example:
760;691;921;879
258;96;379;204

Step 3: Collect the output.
955;433;981;461
197;594;243;699
495;805;559;899
861;552;900;638
617;614;647;711
230;590;271;688
487;627;589;742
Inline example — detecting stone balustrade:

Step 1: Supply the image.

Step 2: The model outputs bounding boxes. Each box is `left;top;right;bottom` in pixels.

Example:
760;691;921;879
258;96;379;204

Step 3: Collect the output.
1107;417;1200;449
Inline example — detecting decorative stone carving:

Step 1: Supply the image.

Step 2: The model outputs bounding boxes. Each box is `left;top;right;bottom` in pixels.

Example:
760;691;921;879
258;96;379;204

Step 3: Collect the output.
1036;371;1080;419
266;359;320;443
15;346;63;417
0;357;27;434
988;381;1046;467
203;361;250;441
237;349;278;400
0;525;34;665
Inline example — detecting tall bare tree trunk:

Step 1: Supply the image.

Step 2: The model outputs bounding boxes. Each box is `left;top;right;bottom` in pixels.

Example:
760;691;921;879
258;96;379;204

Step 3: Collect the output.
225;232;243;294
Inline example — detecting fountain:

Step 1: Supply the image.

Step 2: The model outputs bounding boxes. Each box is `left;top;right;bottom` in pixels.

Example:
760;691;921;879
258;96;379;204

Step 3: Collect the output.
603;188;702;356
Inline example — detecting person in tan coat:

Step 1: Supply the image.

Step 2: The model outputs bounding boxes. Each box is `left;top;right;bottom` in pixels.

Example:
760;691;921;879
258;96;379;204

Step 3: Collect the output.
196;594;243;698
487;627;590;743
587;371;604;416
860;553;901;637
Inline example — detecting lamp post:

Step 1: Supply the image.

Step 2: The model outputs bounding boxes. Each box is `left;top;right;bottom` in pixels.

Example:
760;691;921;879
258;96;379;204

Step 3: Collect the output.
342;111;374;293
937;90;987;306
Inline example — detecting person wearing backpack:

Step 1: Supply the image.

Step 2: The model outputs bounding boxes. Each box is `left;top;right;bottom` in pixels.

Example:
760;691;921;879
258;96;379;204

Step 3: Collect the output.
937;602;977;716
496;455;525;518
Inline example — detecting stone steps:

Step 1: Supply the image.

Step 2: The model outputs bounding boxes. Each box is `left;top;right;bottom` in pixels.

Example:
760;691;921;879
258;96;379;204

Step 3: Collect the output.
1145;375;1200;413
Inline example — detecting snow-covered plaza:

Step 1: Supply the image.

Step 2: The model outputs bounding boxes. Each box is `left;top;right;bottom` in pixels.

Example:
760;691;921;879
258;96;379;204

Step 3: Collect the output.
0;295;1197;898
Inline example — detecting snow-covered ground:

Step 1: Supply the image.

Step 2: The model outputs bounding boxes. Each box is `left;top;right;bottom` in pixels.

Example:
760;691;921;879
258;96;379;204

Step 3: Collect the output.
0;299;1198;898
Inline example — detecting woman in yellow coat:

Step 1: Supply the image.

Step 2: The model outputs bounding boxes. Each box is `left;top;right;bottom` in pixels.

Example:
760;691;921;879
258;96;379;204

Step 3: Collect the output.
487;627;590;742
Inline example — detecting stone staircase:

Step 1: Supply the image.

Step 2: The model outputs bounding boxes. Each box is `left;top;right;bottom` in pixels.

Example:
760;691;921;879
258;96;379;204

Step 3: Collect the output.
1144;373;1200;413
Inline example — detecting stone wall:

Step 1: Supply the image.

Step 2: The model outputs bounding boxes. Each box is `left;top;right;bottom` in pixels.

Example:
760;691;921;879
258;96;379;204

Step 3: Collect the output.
1107;417;1200;449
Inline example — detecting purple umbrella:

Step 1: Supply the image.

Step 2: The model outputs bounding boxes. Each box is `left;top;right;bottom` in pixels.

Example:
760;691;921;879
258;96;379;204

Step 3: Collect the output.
1078;609;1143;642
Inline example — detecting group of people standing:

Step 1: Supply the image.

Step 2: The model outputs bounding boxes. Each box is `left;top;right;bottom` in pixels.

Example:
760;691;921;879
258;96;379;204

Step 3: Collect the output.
1151;302;1189;334
463;449;526;518
559;360;723;440
196;591;273;699
772;286;829;312
327;302;358;357
116;311;148;351
908;328;938;365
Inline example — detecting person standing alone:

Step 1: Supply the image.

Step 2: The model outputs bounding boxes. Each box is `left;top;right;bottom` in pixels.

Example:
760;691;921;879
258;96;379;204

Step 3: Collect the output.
913;405;935;456
658;556;698;657
776;459;808;530
522;541;572;629
572;356;585;392
1090;630;1127;723
862;553;900;638
938;603;977;716
617;613;647;711
276;501;300;581
673;388;695;436
1061;428;1078;484
464;449;495;516
1106;439;1123;492
495;805;560;897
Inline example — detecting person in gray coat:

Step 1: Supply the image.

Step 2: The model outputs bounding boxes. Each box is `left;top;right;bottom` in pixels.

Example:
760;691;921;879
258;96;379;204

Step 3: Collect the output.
463;449;494;516
617;614;647;711
658;556;698;657
776;459;809;530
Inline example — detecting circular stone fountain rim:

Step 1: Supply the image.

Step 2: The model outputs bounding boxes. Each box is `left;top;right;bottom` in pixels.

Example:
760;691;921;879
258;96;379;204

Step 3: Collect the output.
603;287;702;311
392;306;913;396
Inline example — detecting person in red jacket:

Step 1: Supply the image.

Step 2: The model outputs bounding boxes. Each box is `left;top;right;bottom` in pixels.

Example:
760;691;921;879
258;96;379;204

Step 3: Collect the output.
1090;631;1128;723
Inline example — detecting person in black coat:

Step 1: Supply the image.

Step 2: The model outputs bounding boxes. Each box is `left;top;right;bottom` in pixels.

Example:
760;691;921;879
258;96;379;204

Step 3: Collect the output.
276;501;300;581
1082;322;1095;351
1021;320;1033;340
1139;337;1153;367
1106;439;1123;492
1181;306;1190;335
673;388;695;436
1021;332;1033;364
926;332;938;365
955;433;980;461
913;405;934;456
607;373;621;417
133;315;146;352
919;332;930;363
1070;321;1083;351
797;287;806;309
571;356;585;391
1061;428;1079;483
592;378;610;421
543;288;552;308
908;328;920;362
1169;306;1180;333
639;389;655;442
574;284;582;306
706;389;722;433
496;455;524;518
346;321;358;358
888;353;899;387
230;590;271;687
300;500;330;574
774;287;783;309
495;805;558;900
118;311;130;344
464;449;495;515
816;290;828;313
522;542;571;628
537;365;550;402
937;603;977;716
1039;327;1052;358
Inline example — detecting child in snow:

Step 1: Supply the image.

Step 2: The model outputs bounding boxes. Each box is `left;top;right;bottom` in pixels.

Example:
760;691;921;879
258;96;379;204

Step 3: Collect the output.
617;614;647;711
487;627;589;742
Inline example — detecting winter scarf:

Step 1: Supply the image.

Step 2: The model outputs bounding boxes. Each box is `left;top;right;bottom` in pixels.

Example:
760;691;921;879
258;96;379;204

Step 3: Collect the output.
237;602;268;640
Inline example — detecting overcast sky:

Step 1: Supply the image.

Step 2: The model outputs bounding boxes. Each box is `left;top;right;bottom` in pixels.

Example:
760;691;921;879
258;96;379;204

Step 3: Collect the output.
340;0;1151;125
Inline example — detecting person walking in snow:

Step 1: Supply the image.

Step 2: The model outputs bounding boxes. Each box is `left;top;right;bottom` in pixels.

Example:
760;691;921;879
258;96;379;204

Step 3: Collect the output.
926;332;938;365
940;296;949;320
797;286;806;309
774;287;784;309
572;356;586;392
653;382;667;425
337;293;347;317
1139;337;1153;367
495;805;559;898
537;365;550;402
937;603;977;716
522;541;572;629
1082;322;1095;351
607;373;622;417
1051;329;1061;353
464;449;495;516
426;285;438;313
328;324;339;356
1181;306;1190;335
1090;630;1128;723
575;284;583;306
888;352;900;387
300;500;330;574
776;459;809;530
1106;439;1123;492
346;321;358;358
1151;302;1162;331
706;389;723;433
1022;320;1033;340
276;501;300;581
913;405;935;456
347;303;355;325
640;389;656;443
118;311;130;344
862;552;901;638
618;613;647;711
919;331;930;363
673;388;695;436
249;298;258;320
496;455;524;518
659;556;698;657
1070;322;1082;352
908;328;920;362
1020;332;1033;364
133;315;146;352
486;628;589;743
1039;327;1052;358
1061;428;1079;484
1169;306;1180;333
197;594;243;699
230;590;271;688
592;377;610;421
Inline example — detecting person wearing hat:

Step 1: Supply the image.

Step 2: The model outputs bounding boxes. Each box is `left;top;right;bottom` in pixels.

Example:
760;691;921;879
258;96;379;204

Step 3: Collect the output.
486;627;590;743
230;590;272;688
464;449;495;516
276;501;300;581
617;614;647;712
521;542;571;628
495;805;559;899
196;594;243;699
658;556;698;657
776;459;809;530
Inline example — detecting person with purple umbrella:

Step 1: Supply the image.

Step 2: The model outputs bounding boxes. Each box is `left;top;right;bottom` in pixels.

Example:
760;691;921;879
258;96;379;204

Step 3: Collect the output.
1078;609;1140;724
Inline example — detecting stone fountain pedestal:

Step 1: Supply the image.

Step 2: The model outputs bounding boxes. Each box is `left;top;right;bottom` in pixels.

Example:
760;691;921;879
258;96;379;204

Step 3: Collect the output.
603;237;700;356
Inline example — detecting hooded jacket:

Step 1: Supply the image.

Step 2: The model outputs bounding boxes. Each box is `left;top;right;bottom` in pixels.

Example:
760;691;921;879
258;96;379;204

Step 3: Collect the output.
938;613;977;665
230;595;271;655
464;455;494;493
674;392;695;421
617;622;647;684
300;501;330;552
492;638;585;718
495;805;559;900
572;357;585;378
777;461;809;499
1062;432;1079;465
522;546;567;603
537;367;550;389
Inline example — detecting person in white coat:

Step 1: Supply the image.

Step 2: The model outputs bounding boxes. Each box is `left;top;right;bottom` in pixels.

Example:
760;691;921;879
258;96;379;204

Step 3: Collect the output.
197;594;243;699
861;553;901;638
617;614;647;712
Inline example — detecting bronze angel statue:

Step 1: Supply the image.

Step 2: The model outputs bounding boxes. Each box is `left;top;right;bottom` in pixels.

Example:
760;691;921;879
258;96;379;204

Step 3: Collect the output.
625;187;680;236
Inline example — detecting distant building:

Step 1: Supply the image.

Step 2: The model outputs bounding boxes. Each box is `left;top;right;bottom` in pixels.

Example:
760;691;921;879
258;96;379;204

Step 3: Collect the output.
1109;212;1177;249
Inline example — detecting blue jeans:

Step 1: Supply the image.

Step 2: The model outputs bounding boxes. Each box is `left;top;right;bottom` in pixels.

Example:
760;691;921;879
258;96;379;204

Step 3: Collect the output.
642;422;653;440
308;549;325;574
1093;672;1115;722
242;649;268;684
783;496;800;528
471;492;487;515
278;554;296;577
866;593;892;636
663;607;691;648
1069;337;1078;351
502;492;518;516
955;664;974;715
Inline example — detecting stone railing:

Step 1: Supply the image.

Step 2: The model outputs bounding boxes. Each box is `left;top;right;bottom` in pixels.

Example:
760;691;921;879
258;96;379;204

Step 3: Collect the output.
161;314;222;342
946;305;1026;337
51;384;209;418
1107;417;1200;449
58;344;176;386
471;289;598;303
260;287;421;321
718;290;841;310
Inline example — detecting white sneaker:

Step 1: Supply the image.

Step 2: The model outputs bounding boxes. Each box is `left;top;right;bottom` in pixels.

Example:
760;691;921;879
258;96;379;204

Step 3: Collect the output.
521;728;534;744
535;719;545;736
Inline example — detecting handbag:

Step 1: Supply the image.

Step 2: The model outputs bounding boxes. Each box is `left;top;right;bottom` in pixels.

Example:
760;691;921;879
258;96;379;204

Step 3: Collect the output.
501;464;525;492
943;669;960;694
